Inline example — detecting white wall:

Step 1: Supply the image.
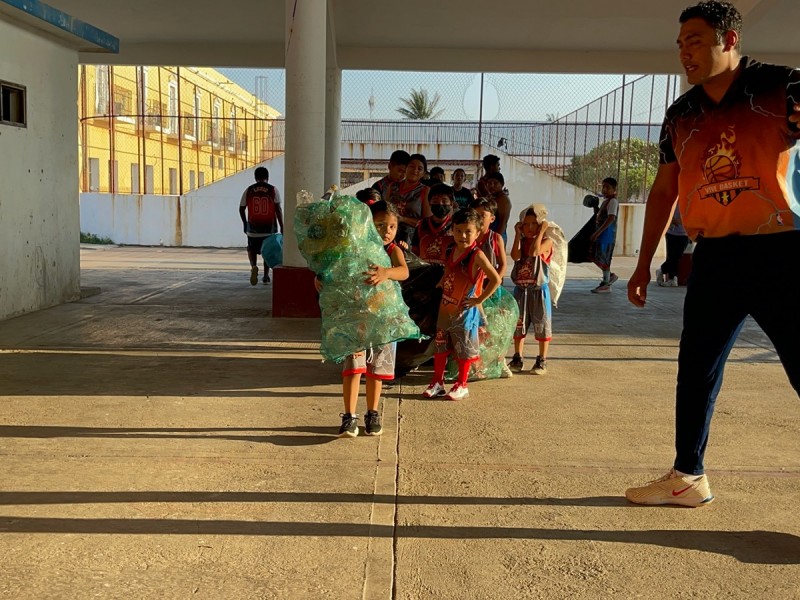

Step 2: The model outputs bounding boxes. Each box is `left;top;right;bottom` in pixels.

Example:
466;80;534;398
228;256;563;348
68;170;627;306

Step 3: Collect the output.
81;156;285;247
487;146;663;258
0;19;80;320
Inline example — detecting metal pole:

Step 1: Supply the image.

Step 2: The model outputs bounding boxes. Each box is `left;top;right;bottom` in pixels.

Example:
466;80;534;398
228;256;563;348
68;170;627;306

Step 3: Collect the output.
177;67;184;196
616;75;627;182
477;72;484;148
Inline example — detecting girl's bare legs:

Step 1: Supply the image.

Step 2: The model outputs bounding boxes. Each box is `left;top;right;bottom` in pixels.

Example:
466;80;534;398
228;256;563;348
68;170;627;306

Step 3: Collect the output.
538;339;550;359
365;378;382;412
342;373;361;414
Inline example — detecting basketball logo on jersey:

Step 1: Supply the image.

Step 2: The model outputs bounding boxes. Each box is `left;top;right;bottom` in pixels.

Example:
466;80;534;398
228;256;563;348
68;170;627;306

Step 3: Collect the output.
425;237;443;260
698;127;760;206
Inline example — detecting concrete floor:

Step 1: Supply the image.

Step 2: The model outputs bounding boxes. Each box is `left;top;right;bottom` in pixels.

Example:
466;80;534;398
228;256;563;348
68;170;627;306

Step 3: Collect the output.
0;246;798;599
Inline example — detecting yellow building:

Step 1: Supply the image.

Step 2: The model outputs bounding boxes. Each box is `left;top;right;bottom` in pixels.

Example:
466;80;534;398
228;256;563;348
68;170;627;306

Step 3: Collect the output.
79;65;282;195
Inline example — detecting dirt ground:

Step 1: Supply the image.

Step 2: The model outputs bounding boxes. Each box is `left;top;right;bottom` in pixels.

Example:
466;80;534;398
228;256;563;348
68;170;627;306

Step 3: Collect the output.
0;246;798;599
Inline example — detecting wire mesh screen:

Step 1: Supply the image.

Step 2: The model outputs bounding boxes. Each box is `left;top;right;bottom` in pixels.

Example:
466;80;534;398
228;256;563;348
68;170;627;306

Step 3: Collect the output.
79;66;679;201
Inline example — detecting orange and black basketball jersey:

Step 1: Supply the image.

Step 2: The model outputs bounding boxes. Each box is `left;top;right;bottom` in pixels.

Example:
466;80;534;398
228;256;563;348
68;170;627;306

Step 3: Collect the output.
245;182;279;234
413;216;453;264
659;58;800;239
439;245;484;317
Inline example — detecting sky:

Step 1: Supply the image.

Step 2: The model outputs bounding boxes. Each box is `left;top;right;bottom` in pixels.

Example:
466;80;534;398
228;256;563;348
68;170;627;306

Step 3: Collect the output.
218;68;646;122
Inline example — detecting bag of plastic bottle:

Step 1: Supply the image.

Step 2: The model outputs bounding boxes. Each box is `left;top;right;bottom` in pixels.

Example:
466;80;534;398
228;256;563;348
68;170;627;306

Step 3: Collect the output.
294;193;423;362
446;286;519;381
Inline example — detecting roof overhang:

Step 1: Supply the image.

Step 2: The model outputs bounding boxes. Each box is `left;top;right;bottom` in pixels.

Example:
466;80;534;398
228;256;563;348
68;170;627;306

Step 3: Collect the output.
41;0;800;72
0;0;118;53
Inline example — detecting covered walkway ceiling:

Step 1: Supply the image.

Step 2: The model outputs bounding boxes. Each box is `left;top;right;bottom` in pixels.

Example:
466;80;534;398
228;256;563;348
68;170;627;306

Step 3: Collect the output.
48;0;799;72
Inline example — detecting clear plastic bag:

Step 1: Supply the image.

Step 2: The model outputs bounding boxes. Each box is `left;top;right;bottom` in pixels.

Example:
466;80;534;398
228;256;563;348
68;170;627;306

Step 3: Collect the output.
446;286;519;381
294;193;423;362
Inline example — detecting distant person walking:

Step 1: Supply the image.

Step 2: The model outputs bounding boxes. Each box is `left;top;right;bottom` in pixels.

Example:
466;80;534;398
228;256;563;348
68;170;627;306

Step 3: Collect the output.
656;207;689;287
239;167;283;285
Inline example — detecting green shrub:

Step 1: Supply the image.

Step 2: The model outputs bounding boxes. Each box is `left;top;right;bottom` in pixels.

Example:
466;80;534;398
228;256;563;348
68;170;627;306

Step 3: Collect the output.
80;232;115;245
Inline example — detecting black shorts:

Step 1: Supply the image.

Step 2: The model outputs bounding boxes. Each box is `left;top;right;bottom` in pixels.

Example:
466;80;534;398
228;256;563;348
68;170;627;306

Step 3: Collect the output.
247;235;268;256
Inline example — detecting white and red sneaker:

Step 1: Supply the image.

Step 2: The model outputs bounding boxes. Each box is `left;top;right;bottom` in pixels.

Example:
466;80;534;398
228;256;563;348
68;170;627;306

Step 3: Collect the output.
422;381;446;398
445;383;469;401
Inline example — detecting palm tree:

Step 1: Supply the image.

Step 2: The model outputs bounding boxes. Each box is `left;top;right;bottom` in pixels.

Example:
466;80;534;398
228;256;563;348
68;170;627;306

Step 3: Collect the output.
396;89;445;120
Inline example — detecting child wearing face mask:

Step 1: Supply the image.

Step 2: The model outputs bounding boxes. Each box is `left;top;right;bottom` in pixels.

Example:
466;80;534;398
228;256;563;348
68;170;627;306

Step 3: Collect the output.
412;183;455;265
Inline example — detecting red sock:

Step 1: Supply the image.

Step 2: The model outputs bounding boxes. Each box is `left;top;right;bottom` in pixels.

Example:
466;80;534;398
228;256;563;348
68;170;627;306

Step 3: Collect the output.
432;353;448;384
457;359;471;387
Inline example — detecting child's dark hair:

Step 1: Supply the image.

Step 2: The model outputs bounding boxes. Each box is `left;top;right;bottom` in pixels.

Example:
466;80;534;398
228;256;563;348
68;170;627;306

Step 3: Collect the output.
389;149;411;165
680;1;742;49
486;171;505;185
408;153;428;172
369;200;398;218
429;166;445;177
254;166;269;181
452;208;482;228
482;154;500;170
356;187;381;204
429;183;454;201
469;196;498;215
453;167;466;176
602;176;618;188
524;207;538;218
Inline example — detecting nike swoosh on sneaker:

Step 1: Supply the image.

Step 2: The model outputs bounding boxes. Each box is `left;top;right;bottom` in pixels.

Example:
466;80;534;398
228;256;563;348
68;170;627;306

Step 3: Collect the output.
672;485;695;496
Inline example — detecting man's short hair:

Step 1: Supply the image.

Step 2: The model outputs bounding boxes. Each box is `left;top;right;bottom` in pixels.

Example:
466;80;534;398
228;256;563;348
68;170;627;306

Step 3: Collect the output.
602;177;618;188
453;168;466;176
680;1;742;49
482;154;501;170
254;166;269;181
452;207;482;228
469;196;498;215
389;150;411;165
486;171;505;185
429;183;454;201
429;166;445;177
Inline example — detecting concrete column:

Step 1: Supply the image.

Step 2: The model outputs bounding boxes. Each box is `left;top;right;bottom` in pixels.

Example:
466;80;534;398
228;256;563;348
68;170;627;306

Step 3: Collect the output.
324;67;342;191
283;0;326;268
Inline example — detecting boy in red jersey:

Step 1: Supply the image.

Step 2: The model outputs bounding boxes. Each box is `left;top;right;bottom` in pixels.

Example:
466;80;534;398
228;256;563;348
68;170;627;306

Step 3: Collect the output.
412;183;454;266
422;208;502;401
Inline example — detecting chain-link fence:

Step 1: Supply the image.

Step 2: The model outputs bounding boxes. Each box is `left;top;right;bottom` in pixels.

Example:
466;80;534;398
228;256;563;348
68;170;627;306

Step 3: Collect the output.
80;66;679;201
79;65;280;195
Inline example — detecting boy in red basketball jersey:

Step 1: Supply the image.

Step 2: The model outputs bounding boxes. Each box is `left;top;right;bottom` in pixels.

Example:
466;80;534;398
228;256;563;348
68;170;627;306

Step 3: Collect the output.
422;208;502;401
239;167;283;285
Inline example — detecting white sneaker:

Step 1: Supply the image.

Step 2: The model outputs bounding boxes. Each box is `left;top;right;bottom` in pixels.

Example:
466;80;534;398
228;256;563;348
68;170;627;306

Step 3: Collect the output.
445;383;470;401
661;278;678;287
655;269;664;285
591;283;611;294
500;363;513;378
422;381;446;398
625;468;714;507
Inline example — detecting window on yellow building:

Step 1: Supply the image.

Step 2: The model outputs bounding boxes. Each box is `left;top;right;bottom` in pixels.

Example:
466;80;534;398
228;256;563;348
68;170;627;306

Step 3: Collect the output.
95;66;109;114
168;80;178;134
131;163;140;194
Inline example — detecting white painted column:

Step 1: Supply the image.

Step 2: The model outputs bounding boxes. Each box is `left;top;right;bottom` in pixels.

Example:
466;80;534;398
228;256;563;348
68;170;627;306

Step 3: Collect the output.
324;67;342;191
283;0;326;268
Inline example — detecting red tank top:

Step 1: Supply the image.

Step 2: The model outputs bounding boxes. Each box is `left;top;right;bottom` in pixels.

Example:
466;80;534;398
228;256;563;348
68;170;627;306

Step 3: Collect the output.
439;245;484;316
416;216;453;265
